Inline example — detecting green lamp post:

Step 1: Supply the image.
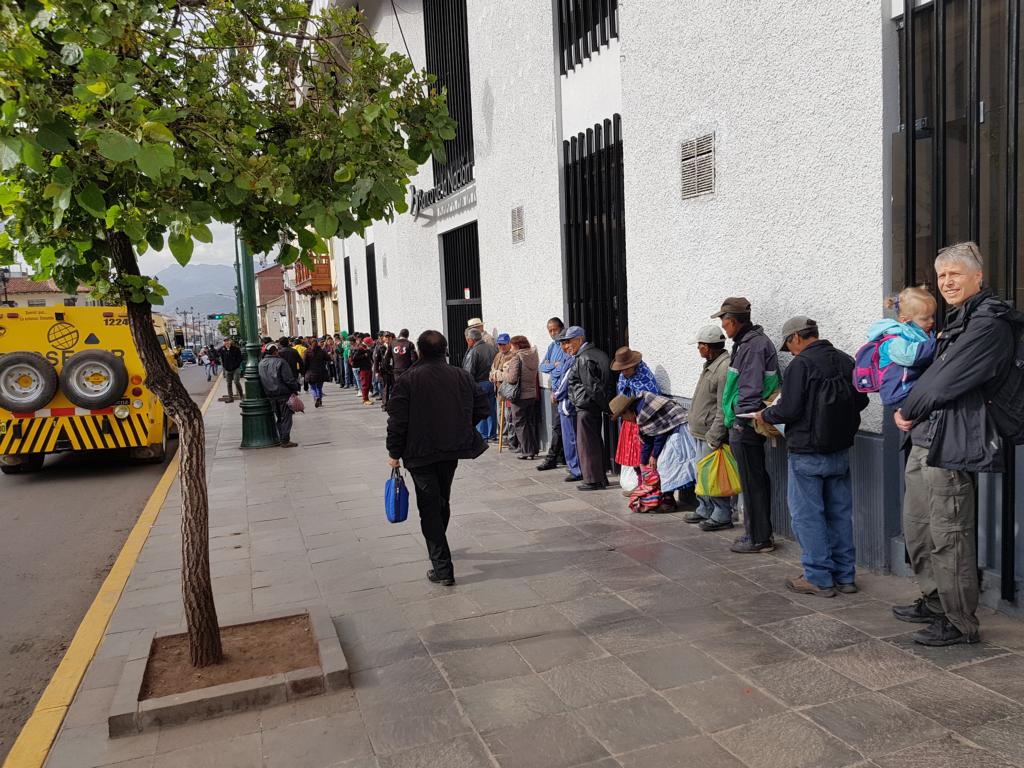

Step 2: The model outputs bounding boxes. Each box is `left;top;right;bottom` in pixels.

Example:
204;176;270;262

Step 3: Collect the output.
236;236;279;448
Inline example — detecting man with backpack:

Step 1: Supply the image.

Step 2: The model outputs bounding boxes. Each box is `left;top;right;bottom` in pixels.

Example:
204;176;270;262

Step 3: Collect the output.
753;317;868;598
893;242;1023;646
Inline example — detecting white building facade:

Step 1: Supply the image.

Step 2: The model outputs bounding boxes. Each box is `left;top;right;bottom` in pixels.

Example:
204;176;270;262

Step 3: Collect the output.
331;0;1023;607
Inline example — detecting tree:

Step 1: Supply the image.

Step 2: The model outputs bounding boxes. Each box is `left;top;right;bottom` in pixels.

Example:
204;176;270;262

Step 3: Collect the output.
0;0;453;666
217;313;238;338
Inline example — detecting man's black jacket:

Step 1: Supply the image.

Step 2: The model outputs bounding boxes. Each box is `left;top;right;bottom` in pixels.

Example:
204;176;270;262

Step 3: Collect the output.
763;340;868;453
901;290;1016;471
220;345;243;372
278;346;303;379
462;342;497;383
386;358;490;469
567;342;613;413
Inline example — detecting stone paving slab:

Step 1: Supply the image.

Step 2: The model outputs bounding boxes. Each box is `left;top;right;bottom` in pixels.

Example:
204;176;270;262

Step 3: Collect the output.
42;385;1024;768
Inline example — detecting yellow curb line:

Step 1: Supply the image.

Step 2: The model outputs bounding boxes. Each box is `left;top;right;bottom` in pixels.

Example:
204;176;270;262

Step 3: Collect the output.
3;377;223;768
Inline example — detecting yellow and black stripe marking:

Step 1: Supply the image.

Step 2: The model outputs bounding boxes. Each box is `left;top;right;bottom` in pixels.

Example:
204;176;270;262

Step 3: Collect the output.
0;414;151;454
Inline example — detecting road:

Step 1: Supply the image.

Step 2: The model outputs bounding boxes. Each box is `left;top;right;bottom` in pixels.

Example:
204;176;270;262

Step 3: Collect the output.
0;364;215;762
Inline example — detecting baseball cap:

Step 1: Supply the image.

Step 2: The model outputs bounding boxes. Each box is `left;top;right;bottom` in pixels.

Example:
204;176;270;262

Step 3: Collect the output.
556;325;586;342
711;297;752;318
496;333;511;345
689;325;727;344
778;316;818;351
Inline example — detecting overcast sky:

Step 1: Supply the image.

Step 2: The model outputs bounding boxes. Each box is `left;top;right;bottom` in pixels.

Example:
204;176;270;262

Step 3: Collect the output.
138;221;238;275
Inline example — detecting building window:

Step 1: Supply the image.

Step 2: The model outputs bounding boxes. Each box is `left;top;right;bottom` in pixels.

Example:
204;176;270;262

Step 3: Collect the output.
557;0;619;74
63;297;77;306
423;0;474;192
27;299;46;307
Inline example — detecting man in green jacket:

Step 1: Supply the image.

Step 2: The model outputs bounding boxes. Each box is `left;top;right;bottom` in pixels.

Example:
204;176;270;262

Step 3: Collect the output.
685;325;735;531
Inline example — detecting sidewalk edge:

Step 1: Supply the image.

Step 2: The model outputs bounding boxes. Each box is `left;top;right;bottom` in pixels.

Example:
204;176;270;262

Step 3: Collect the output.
3;378;222;768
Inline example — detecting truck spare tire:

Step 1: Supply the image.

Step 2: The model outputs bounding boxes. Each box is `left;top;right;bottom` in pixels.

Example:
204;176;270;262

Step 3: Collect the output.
59;350;129;410
0;351;59;412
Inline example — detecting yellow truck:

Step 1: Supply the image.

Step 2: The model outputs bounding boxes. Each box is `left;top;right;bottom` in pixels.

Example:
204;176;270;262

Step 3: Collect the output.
0;306;178;474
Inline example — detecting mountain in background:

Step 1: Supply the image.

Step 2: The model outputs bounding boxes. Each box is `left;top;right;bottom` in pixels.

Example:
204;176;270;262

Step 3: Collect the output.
154;264;237;316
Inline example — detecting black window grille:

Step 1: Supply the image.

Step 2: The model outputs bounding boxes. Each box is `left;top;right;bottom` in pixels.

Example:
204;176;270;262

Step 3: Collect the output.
440;221;482;368
343;256;355;333
366;244;380;337
424;0;475;187
557;0;619;75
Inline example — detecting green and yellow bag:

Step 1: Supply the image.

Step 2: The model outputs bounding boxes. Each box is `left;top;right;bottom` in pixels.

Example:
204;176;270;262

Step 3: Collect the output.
695;446;742;498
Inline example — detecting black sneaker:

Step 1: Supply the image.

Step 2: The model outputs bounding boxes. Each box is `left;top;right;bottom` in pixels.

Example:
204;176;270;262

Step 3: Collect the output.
564;474;582;482
698;519;734;532
682;512;707;524
730;536;775;554
892;597;944;624
577;482;608;491
536;459;559;471
426;569;455;587
912;616;979;646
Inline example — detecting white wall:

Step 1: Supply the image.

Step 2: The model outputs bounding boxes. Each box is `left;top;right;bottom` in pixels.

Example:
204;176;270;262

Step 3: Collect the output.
618;1;889;428
560;37;622;140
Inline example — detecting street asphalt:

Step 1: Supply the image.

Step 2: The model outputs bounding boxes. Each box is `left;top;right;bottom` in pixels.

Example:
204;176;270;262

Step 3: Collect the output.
0;363;215;763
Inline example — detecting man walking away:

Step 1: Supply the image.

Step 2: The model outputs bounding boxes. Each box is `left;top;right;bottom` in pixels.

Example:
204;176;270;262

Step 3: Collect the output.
561;326;613;491
277;337;304;382
220;337;244;403
258;344;300;447
685;325;734;531
463;327;498;440
893;242;1021;646
714;297;780;554
387;331;490;586
537;317;569;471
391;329;418;378
755;317;868;597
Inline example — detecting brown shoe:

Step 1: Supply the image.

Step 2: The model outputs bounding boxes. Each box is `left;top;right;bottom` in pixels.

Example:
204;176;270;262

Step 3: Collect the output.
280;441;298;448
785;575;836;598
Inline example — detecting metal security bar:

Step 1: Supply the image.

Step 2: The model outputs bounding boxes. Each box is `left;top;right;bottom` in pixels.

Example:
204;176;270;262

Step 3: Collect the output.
423;0;475;186
366;244;380;337
557;0;619;75
440;221;482;368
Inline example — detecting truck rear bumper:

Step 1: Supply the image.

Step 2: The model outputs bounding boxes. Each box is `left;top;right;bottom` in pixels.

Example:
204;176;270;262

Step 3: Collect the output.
0;413;152;454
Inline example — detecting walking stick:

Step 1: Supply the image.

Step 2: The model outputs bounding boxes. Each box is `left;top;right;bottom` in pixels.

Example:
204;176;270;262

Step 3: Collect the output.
497;395;504;453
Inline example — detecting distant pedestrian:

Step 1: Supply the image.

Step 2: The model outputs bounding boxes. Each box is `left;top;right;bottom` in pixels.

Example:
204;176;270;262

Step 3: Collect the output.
560;326;613;491
714;297;780;554
350;335;375;405
755;317;868;598
303;338;330;408
390;329;418;378
537;317;570;472
387;331;491;586
467;317;496;346
504;335;540;459
277;337;304;383
340;331;356;388
258;344;300;448
220;337;244;402
491;333;518;449
463;327;498;440
378;331;397;408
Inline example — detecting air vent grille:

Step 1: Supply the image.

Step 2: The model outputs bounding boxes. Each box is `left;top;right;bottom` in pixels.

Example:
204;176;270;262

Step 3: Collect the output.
681;132;715;199
511;206;525;244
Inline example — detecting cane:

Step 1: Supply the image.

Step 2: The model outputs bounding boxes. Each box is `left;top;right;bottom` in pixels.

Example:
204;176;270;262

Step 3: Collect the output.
497;395;505;453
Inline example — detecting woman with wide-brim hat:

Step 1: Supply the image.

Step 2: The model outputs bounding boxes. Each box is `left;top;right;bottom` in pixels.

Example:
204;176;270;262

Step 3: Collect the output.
610;346;660;475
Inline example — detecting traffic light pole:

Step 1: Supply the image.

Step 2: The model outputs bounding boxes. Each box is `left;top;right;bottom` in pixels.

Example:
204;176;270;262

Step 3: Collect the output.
236;237;279;449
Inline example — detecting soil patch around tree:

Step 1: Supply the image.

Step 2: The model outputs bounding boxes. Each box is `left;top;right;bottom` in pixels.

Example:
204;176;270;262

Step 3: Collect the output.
140;614;318;699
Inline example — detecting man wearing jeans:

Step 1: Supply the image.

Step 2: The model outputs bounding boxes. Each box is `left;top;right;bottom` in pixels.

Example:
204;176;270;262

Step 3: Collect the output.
463;328;498;440
755;317;867;597
684;325;735;531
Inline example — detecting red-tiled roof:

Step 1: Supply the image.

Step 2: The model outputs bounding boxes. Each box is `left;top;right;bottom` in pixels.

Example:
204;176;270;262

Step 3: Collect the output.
5;277;91;294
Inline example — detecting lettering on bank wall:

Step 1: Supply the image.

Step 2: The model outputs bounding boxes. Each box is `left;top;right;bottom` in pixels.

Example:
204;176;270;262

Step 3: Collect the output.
409;157;475;219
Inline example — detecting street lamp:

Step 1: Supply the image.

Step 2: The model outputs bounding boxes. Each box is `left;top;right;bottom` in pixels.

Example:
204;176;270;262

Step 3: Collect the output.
0;267;11;307
235;236;277;449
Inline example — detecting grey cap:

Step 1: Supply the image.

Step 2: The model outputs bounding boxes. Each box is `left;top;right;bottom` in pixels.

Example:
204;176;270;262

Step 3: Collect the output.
556;325;586;342
779;316;818;351
689;325;726;344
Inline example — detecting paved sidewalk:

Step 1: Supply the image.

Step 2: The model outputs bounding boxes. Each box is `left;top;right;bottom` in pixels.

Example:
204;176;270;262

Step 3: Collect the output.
43;385;1024;768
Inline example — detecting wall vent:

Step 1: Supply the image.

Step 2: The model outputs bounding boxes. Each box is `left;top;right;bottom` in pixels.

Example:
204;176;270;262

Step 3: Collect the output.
681;132;715;199
511;206;525;244
382;255;388;278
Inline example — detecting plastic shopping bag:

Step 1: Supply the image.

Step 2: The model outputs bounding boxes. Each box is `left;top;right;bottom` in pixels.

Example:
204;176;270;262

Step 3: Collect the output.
287;392;305;413
694;445;742;498
619;466;640;492
657;425;699;492
384;467;409;523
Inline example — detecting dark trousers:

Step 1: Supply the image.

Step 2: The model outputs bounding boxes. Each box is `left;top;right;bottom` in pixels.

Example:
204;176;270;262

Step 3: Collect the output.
511;399;539;456
380;373;395;407
576;409;606;485
545;399;565;462
730;428;773;544
270;397;293;443
409;460;458;580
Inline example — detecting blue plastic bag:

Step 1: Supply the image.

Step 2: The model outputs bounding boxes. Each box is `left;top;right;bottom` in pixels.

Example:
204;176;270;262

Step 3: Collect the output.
657;424;699;492
385;467;409;523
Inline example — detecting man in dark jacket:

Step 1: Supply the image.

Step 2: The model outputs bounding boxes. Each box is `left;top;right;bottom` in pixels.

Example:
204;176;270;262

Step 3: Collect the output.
755;317;868;598
276;337;304;382
387;331;490;586
560;325;613;491
463;328;498;440
390;329;419;377
893;242;1017;646
714;297;781;554
220;337;244;403
258;344;301;447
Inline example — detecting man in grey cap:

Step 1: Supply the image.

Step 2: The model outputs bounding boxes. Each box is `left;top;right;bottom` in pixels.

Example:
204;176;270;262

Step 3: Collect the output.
753;317;867;598
713;297;780;553
685;325;735;531
560;326;613;490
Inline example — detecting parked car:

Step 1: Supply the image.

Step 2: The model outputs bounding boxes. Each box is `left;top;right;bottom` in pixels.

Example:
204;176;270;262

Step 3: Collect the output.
179;349;197;365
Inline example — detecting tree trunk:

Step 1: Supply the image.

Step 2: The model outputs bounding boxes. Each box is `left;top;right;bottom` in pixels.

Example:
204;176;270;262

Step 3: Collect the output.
110;231;223;667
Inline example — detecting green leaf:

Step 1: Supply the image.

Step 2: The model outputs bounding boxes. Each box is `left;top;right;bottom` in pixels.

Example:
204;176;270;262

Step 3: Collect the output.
54;186;71;212
296;228;317;249
142;121;174;143
278;243;299;265
134;142;174;180
73;83;98;103
313;211;338;238
37;124;72;153
96;130;139;162
104;204;120;228
167;233;193;265
112;83;135;102
0;137;21;171
75;182;106;218
20;139;45;173
438;125;456;140
224;184;247;204
146;231;164;251
363;103;381;123
192;223;213;243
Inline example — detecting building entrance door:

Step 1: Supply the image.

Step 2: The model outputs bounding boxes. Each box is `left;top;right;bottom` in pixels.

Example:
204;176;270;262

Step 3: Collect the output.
440;222;481;368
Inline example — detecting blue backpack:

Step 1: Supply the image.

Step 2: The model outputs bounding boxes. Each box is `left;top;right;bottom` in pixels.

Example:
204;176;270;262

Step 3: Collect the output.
385;467;409;523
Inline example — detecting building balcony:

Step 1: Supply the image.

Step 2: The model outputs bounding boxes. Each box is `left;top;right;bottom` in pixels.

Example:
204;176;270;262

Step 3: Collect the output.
294;257;333;295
